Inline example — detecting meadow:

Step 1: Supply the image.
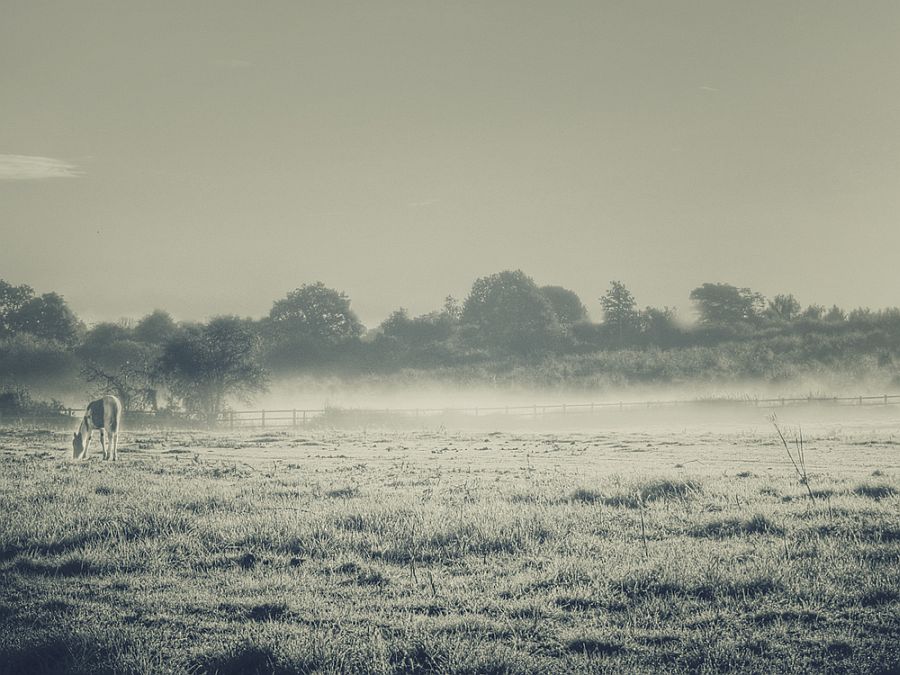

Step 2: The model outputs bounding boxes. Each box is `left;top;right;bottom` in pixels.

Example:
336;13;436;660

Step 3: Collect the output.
0;414;898;674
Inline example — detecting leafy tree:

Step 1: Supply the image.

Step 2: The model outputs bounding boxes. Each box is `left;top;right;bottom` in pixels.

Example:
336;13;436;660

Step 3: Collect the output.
82;322;132;349
157;316;268;424
801;304;825;320
825;305;846;322
766;294;801;321
540;285;588;325
0;280;35;336
639;306;679;345
379;308;455;346
0;333;80;389
689;283;765;325
848;307;873;323
372;301;464;369
0;386;65;419
265;283;364;366
379;308;412;336
462;270;561;354
442;295;462;322
134;310;178;345
600;281;640;341
10;292;80;344
79;321;158;410
81;360;158;411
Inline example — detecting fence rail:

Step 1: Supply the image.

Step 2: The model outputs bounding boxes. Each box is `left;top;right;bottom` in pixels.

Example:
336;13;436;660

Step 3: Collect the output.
214;393;900;428
3;394;899;428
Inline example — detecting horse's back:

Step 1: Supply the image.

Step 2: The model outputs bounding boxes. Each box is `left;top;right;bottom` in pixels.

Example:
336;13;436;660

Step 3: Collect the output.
87;395;122;431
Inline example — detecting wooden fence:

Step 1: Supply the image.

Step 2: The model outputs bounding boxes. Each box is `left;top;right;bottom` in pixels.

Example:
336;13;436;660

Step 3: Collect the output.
216;393;900;429
4;393;899;428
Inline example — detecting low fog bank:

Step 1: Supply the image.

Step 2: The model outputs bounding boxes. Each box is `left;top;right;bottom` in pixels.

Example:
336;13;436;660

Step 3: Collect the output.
256;373;900;413
295;402;900;436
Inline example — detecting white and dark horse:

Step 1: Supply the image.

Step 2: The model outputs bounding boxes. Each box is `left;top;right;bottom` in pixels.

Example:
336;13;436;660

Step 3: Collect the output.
73;395;122;460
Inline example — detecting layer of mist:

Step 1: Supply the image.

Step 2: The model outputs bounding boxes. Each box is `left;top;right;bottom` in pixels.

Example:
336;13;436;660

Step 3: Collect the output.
255;374;900;413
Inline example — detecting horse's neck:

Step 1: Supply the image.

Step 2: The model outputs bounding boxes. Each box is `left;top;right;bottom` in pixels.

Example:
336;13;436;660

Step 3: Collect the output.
79;415;92;436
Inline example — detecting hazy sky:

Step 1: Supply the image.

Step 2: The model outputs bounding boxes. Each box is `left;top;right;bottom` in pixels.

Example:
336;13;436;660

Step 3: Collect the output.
2;1;899;327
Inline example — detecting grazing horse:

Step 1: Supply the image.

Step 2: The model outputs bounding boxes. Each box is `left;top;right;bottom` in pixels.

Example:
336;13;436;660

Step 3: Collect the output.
73;395;122;461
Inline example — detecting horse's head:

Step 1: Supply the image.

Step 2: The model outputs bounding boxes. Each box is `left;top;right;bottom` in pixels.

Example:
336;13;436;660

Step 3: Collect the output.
72;432;84;459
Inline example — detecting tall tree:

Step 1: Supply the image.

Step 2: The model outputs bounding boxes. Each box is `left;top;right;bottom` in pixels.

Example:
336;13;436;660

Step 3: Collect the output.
639;306;679;345
10;292;80;344
825;305;846;322
766;294;801;321
540;285;588;325
265;283;364;366
600;281;640;341
0;280;34;336
79;321;158;410
379;308;454;345
801;304;825;320
689;283;764;325
157;316;268;424
442;295;462;322
134;310;178;345
462;270;561;354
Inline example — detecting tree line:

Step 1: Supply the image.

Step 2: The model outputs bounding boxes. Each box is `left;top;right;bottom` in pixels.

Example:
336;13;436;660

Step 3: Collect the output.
1;273;899;421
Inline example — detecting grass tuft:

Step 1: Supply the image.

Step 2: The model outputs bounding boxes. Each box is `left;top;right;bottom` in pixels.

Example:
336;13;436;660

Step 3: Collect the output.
604;478;702;508
388;638;449;675
570;488;601;504
191;640;279;675
554;595;605;612
13;554;117;577
853;483;897;500
247;602;290;622
326;486;359;499
0;629;121;675
691;514;784;538
858;588;899;607
566;636;628;656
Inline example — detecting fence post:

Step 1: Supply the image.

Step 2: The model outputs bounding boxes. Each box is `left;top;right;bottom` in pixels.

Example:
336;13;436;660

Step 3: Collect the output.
303;410;307;424
885;394;889;405
474;407;479;417
229;411;234;430
562;404;567;416
292;409;297;428
859;396;863;406
261;410;266;428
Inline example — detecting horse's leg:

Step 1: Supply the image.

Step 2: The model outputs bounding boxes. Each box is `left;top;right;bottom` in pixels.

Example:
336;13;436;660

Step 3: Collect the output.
84;430;92;459
111;431;117;461
100;429;108;460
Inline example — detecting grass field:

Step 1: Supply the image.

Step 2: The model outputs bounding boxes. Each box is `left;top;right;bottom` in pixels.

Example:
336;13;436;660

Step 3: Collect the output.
0;417;898;674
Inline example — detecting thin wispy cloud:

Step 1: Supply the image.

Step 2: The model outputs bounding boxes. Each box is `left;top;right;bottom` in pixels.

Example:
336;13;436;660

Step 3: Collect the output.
0;154;82;180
